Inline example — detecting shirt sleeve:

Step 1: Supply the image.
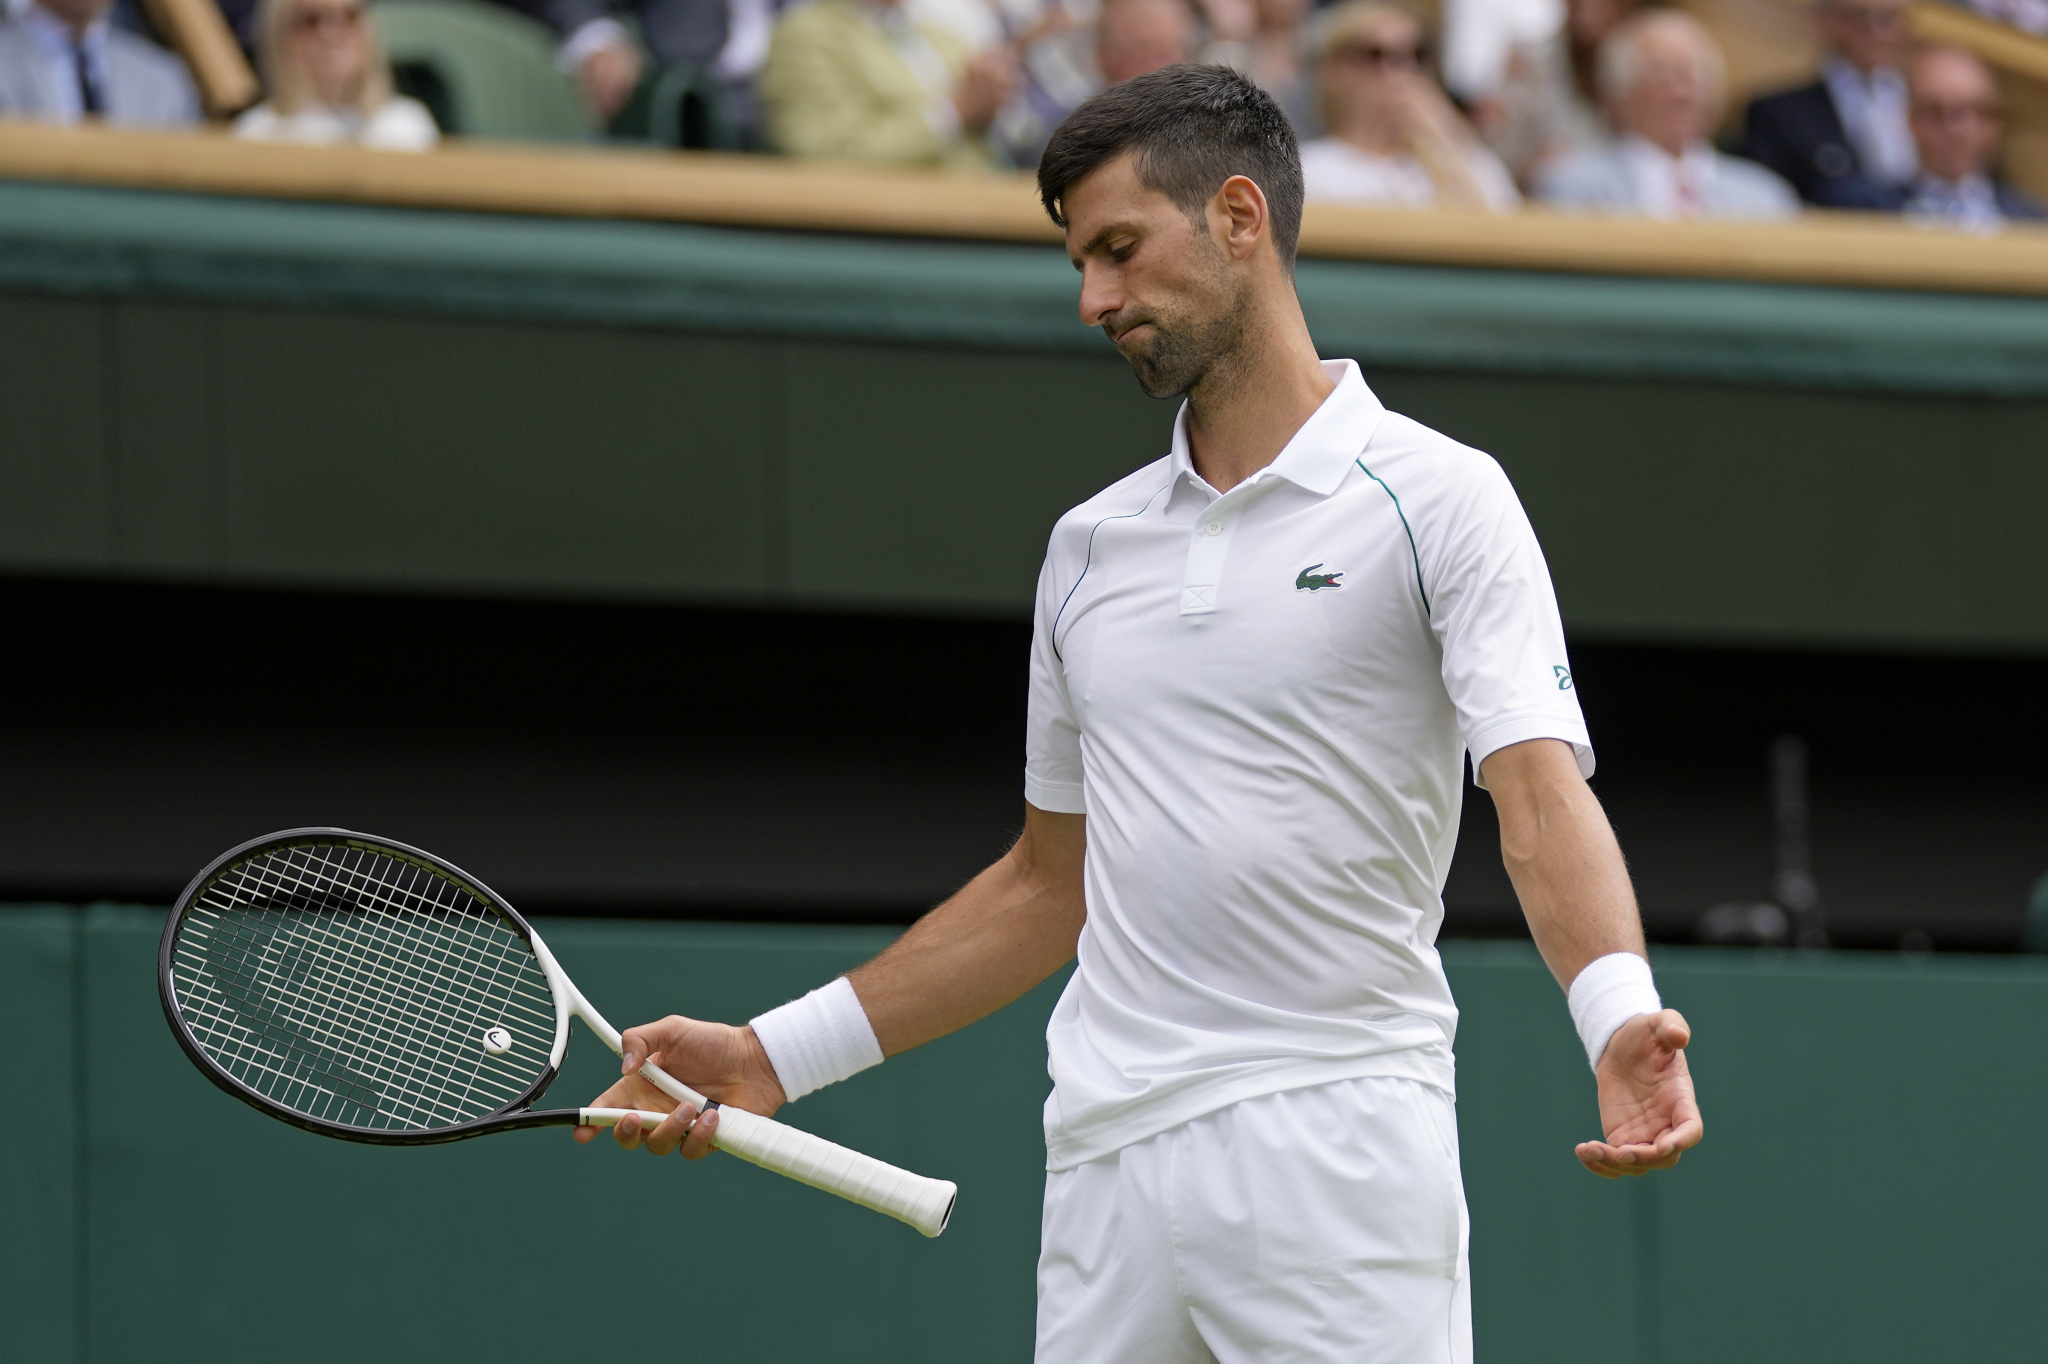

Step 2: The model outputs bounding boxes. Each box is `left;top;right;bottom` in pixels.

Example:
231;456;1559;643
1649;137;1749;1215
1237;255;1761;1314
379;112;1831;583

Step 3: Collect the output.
1418;451;1593;790
1023;548;1086;814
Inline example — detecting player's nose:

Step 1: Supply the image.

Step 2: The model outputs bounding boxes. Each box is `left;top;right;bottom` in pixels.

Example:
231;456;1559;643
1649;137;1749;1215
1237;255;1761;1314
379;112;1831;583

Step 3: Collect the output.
1077;264;1123;329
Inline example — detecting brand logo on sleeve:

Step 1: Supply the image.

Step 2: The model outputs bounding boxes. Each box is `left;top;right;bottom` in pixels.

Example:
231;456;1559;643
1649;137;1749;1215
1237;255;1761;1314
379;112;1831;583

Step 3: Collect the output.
1294;563;1344;591
1553;666;1574;690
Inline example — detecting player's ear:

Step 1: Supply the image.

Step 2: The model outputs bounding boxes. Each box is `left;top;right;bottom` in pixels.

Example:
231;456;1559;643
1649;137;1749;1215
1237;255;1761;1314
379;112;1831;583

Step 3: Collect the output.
1214;175;1269;262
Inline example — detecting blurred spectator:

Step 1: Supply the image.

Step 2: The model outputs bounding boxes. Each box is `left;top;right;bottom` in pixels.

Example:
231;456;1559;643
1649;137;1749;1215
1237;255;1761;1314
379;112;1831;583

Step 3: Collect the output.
1893;45;2044;226
1100;0;1193;82
1471;0;1640;187
0;0;199;124
1241;0;1317;133
1299;0;1520;209
1441;0;1568;103
911;0;1026;49
527;0;765;128
758;0;1018;166
1191;0;1254;61
1736;0;1914;209
990;0;1191;166
233;0;436;149
1536;10;1796;218
1959;0;2048;38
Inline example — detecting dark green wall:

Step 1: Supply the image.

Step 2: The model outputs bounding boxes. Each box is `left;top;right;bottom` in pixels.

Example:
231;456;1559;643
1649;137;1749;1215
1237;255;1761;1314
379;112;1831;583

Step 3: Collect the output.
0;297;1164;615
7;906;2045;1363
4;178;2048;652
7;292;2048;651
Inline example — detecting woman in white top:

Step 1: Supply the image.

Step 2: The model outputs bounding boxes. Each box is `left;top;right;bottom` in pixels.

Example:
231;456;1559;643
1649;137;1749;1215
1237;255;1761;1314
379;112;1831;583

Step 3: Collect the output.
1298;0;1519;210
233;0;438;151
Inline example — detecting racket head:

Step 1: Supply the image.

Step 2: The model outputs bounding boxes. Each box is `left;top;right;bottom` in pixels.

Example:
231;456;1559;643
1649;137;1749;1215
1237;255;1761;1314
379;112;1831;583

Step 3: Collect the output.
159;828;573;1144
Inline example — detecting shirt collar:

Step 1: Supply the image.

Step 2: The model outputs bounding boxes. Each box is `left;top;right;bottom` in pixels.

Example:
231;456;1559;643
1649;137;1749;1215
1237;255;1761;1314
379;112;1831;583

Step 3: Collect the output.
1911;171;1998;212
25;3;107;51
1166;359;1386;501
1822;55;1904;102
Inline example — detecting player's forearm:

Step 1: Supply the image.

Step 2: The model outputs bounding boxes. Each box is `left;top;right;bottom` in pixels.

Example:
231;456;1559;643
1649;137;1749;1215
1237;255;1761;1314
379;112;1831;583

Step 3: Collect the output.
849;807;1087;1056
1484;739;1646;991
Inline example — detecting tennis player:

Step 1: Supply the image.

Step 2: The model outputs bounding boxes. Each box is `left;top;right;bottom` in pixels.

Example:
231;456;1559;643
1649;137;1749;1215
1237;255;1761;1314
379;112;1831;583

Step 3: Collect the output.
576;63;1702;1363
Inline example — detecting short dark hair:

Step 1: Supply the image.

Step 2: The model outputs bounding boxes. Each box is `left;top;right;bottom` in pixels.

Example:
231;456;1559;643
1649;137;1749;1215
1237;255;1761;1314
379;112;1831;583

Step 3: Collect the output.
1037;63;1305;268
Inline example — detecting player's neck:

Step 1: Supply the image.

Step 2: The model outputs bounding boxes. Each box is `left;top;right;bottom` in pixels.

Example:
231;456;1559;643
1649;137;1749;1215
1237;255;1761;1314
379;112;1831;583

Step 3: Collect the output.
1183;302;1334;494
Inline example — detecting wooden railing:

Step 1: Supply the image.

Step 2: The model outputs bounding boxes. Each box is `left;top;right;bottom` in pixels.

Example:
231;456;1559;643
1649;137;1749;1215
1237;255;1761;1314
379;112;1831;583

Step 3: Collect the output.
5;120;2048;295
1910;1;2048;84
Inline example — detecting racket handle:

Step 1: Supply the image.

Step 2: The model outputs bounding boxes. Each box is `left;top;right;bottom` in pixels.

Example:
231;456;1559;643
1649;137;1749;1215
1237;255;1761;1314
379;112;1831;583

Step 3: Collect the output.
577;1107;957;1238
711;1106;957;1238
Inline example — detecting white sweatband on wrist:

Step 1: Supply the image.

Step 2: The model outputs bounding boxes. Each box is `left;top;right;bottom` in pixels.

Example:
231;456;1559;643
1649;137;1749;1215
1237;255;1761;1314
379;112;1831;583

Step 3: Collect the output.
1567;952;1662;1071
748;976;884;1102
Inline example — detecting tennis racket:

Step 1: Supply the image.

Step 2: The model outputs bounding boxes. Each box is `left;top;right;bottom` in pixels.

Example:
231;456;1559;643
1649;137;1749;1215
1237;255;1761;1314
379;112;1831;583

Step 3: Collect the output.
157;828;956;1237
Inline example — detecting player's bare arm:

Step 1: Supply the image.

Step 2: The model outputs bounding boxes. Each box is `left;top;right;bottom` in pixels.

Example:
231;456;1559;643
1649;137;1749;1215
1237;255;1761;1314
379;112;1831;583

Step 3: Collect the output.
1482;736;1704;1179
575;804;1087;1159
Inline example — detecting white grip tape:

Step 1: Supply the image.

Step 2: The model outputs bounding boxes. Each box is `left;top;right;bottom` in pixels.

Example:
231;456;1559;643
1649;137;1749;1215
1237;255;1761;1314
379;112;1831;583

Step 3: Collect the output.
711;1105;957;1239
581;1108;677;1129
578;1106;957;1238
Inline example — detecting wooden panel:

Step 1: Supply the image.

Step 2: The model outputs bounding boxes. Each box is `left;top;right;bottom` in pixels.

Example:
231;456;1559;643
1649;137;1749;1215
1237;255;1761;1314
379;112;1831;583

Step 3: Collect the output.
7;122;2048;294
1911;1;2048;83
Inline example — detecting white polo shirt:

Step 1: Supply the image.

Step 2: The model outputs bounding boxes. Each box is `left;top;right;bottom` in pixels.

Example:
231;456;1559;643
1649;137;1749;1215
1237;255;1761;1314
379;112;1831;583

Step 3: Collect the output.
1025;359;1592;1171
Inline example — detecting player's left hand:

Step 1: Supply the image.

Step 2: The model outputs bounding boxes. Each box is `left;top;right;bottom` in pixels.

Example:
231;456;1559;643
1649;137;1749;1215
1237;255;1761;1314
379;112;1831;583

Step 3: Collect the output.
1576;1008;1702;1178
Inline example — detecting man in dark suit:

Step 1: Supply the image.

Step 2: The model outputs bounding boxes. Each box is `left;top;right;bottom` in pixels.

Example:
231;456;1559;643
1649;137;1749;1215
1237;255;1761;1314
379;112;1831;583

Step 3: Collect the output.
1736;0;1917;208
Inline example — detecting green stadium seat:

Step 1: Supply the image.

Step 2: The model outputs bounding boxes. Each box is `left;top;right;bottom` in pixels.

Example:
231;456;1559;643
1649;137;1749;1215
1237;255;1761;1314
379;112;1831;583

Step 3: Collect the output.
377;0;595;142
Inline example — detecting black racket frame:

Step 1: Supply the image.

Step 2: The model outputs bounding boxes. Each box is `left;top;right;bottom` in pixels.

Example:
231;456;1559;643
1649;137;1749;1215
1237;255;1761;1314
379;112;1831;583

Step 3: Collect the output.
159;827;591;1146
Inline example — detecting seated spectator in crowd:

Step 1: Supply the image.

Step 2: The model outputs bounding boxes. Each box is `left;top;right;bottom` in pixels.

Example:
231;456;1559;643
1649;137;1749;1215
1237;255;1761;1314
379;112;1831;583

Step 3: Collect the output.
1241;0;1317;134
1892;44;2044;226
987;0;1192;167
1100;0;1194;82
1471;0;1641;187
513;0;767;132
1736;0;1914;208
1298;0;1520;210
758;0;1018;166
1536;10;1796;218
1957;0;2048;39
233;0;437;149
0;0;198;125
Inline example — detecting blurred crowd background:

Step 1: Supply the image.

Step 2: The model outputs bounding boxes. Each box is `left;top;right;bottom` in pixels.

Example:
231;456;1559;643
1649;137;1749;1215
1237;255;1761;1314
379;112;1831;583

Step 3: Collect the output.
1;0;2044;228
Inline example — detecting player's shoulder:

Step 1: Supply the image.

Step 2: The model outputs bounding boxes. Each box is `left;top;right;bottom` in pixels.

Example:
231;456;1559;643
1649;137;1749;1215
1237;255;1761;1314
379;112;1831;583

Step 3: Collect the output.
1354;410;1514;510
1044;455;1175;559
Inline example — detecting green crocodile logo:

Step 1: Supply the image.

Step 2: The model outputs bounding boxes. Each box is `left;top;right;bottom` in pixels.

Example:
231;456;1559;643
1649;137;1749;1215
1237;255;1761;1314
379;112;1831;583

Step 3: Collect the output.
1295;563;1344;591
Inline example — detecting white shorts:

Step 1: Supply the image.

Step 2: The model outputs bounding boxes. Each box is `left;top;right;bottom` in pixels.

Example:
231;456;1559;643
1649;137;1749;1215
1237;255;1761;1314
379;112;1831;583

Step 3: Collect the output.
1036;1075;1472;1364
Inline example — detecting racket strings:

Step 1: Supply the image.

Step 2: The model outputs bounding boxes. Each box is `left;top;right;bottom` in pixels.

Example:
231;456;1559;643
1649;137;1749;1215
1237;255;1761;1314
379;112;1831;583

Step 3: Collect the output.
170;841;559;1132
179;847;550;1128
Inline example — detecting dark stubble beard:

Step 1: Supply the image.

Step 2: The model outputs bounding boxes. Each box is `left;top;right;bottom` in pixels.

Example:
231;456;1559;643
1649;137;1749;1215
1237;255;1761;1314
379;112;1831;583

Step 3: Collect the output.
1109;241;1253;401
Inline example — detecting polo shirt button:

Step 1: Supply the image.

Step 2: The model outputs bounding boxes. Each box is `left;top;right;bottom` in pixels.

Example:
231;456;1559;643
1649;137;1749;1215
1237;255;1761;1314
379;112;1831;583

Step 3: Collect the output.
1203;522;1222;536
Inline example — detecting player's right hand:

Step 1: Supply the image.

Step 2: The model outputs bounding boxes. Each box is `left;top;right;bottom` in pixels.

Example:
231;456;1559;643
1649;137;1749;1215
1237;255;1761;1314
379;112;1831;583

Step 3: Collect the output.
572;1017;787;1160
